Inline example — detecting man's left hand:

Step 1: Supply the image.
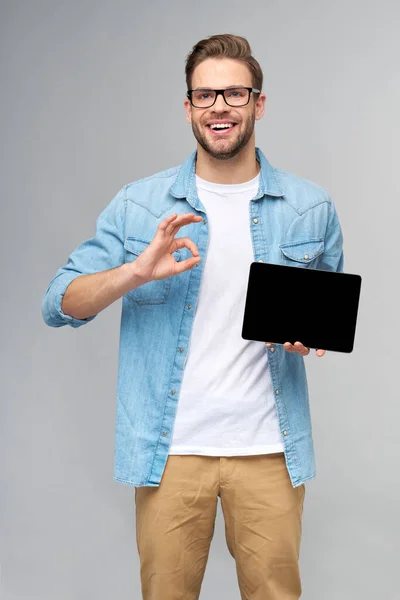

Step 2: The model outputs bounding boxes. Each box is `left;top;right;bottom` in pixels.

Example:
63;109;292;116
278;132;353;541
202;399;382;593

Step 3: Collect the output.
265;342;326;358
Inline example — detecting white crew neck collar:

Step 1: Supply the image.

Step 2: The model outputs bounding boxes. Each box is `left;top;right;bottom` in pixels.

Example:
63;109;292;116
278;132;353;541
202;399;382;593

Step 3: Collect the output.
195;172;260;193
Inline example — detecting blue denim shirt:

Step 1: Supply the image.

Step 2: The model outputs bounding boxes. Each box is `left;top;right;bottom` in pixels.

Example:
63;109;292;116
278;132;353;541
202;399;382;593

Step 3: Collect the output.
42;147;344;488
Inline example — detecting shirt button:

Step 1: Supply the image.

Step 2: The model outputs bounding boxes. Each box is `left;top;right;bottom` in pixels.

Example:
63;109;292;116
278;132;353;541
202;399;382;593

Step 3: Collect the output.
283;430;288;436
187;305;192;310
178;347;184;353
253;218;259;224
258;259;264;263
275;389;279;395
203;219;207;224
162;431;168;437
170;390;176;395
270;347;275;352
304;254;309;259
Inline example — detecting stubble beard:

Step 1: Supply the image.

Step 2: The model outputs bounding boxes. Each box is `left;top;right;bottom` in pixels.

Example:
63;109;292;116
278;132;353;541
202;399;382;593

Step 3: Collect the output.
191;108;255;161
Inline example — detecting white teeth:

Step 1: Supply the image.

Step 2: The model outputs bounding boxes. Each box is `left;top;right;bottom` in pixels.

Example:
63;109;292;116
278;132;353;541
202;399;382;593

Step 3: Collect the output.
210;123;234;129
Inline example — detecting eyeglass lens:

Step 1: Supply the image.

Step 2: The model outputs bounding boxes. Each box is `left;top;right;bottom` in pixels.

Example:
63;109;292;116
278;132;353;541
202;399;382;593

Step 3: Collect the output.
191;88;250;107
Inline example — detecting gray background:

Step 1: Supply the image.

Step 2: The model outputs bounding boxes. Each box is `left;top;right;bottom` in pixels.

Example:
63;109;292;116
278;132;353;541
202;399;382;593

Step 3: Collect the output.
1;0;399;598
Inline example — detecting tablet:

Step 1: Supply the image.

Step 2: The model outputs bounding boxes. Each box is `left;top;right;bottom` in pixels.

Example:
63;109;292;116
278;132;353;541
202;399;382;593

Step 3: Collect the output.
241;262;362;353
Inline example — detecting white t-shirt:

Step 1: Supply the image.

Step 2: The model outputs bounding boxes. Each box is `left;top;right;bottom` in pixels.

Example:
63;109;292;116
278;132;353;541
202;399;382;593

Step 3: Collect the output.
168;172;284;456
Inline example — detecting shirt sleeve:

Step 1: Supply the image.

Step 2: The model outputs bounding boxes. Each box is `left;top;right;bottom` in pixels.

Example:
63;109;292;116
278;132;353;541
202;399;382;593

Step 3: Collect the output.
318;196;345;273
41;187;126;328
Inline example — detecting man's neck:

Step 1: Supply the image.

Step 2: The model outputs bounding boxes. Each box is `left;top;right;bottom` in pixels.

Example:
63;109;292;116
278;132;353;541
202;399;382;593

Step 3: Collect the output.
195;144;260;184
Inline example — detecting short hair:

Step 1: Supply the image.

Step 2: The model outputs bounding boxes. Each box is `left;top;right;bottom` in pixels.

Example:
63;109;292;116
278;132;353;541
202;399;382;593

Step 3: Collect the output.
185;34;263;100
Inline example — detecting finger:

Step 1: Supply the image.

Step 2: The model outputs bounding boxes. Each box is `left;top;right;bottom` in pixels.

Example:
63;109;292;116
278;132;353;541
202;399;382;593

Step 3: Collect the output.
158;213;201;235
173;236;200;258
294;341;310;355
158;213;179;232
283;342;296;352
174;255;202;274
316;349;326;357
169;213;202;236
265;343;275;347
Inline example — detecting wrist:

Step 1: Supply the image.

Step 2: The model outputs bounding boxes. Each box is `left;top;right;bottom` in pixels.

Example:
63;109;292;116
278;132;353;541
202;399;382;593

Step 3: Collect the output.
121;261;149;291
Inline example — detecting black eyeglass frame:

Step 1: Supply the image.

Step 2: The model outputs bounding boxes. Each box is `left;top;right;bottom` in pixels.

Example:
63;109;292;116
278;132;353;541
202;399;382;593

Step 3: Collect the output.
186;87;261;108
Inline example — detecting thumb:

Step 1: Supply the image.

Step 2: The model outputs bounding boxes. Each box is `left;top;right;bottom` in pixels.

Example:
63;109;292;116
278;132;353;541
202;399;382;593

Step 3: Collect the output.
175;255;201;273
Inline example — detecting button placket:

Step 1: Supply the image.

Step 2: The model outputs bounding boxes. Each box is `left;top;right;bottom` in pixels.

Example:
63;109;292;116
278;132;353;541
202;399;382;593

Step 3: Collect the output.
162;214;203;451
273;389;288;439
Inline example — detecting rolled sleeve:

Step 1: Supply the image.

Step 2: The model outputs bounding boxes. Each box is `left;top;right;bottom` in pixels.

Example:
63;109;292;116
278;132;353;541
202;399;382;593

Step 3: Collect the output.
42;188;126;328
41;271;97;328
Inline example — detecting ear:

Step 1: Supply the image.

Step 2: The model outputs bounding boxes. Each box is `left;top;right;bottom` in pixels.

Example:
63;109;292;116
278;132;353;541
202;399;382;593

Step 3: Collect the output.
255;93;266;121
184;97;192;124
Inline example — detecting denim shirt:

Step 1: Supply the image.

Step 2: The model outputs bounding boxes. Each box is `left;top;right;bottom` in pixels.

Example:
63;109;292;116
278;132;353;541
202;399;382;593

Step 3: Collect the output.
42;147;344;488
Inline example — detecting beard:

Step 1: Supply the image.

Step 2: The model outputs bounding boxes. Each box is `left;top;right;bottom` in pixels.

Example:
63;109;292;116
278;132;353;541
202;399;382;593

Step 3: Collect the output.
191;108;255;160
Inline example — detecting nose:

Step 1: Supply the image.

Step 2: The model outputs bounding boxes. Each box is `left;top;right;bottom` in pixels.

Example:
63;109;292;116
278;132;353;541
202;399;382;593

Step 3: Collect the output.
213;93;229;112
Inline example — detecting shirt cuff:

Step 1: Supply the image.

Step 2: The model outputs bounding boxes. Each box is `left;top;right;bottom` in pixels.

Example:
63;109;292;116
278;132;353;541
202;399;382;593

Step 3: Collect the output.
52;273;97;328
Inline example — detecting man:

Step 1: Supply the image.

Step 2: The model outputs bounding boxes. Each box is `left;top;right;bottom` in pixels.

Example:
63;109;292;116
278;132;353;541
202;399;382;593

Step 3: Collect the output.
42;34;344;600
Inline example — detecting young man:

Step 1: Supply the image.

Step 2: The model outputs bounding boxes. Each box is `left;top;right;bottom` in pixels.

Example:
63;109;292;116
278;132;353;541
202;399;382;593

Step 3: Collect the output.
42;34;344;600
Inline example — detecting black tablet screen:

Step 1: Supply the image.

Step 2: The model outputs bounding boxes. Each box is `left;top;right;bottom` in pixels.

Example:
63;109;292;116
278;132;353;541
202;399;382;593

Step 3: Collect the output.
241;262;362;353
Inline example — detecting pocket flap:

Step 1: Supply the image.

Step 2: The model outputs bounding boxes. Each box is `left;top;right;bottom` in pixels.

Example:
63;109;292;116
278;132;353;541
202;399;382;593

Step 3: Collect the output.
124;237;182;261
279;238;324;263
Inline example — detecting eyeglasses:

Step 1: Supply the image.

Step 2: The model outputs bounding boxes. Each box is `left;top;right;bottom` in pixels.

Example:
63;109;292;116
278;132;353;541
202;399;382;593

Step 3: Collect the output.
186;86;261;108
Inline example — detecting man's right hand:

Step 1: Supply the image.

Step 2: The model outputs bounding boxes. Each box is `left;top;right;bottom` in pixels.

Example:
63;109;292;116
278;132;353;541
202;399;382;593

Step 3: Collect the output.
132;212;203;284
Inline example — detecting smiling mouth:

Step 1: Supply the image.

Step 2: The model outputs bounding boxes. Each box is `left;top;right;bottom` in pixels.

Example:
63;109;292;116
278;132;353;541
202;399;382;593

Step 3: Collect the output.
206;123;238;135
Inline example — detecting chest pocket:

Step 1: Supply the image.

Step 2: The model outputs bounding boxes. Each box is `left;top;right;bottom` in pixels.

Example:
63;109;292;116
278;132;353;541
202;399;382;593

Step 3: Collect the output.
124;237;182;305
279;238;324;267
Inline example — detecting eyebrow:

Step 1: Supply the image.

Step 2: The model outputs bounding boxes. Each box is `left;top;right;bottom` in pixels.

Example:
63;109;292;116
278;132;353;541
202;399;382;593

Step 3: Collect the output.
193;85;247;91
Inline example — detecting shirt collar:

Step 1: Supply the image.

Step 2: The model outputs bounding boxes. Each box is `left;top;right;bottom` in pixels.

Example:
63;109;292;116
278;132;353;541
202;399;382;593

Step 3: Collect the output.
169;147;284;206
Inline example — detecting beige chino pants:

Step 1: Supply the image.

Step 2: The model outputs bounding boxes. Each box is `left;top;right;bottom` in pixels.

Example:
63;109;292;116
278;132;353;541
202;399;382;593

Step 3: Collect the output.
135;452;305;600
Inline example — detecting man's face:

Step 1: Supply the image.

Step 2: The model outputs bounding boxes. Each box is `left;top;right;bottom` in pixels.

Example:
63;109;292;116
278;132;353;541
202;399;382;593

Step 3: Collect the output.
184;58;266;160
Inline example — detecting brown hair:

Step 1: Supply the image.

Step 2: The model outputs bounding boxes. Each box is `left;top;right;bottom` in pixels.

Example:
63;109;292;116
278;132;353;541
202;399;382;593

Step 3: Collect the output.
185;34;263;99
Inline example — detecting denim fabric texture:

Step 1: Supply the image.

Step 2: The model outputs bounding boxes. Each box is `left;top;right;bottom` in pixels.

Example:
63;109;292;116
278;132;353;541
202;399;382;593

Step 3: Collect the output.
42;147;344;488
